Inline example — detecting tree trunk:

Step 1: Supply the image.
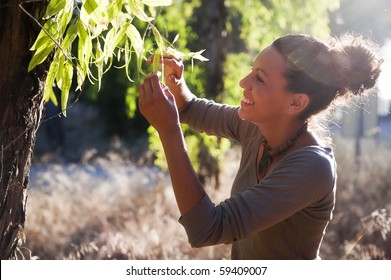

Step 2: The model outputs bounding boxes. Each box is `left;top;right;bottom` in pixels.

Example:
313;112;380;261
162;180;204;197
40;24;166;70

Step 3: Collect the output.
190;0;228;188
0;1;47;259
193;0;228;100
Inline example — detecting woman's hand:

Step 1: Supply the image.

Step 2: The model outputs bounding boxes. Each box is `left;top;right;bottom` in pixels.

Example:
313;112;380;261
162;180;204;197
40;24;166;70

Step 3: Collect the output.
138;72;180;136
147;53;193;109
138;72;205;217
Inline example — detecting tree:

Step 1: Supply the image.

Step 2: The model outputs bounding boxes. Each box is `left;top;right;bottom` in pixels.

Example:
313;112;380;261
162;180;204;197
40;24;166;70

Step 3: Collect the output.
0;0;48;260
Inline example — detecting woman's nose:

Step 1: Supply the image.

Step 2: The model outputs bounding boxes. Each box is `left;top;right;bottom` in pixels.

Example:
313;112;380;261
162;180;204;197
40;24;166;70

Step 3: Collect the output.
239;73;251;89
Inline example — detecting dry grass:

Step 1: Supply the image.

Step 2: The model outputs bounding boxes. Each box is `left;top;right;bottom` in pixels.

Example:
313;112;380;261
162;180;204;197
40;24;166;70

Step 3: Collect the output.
21;150;232;260
19;136;391;260
320;136;391;259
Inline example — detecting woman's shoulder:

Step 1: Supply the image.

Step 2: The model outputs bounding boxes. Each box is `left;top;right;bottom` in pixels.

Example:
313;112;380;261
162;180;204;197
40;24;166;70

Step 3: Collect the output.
267;145;336;200
277;145;336;177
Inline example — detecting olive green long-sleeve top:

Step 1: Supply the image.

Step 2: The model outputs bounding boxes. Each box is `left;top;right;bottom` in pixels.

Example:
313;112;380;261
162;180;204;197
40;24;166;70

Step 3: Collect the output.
178;98;336;260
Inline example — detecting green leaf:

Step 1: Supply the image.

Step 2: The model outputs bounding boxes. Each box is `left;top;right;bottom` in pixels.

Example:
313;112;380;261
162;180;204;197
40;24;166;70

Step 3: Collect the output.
93;40;104;89
60;60;73;116
55;54;66;89
166;47;209;62
77;20;91;89
103;27;116;62
28;41;55;72
45;0;66;19
61;23;78;51
30;20;58;51
110;23;129;54
172;33;180;45
59;4;73;34
150;24;165;50
152;48;161;72
123;40;133;80
107;0;122;22
141;0;172;7
128;0;154;22
81;0;109;26
30;31;46;51
126;24;144;55
30;29;51;51
44;59;59;104
83;0;99;15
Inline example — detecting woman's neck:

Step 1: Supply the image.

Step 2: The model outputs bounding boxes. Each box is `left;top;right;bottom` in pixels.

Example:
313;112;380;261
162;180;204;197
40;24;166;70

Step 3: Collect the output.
258;120;308;150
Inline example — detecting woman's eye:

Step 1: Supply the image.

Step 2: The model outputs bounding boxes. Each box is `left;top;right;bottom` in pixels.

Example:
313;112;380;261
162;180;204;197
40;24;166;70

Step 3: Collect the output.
250;66;265;83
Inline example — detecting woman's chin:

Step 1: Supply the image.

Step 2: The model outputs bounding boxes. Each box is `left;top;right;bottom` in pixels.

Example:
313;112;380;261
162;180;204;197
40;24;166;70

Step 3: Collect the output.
238;107;248;120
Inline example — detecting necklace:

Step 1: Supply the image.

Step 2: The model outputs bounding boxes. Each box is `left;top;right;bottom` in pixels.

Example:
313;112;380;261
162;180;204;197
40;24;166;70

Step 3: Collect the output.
258;123;308;177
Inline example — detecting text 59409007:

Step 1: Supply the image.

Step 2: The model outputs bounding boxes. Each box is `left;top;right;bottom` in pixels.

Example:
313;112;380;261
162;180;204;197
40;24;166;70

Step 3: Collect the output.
219;266;267;276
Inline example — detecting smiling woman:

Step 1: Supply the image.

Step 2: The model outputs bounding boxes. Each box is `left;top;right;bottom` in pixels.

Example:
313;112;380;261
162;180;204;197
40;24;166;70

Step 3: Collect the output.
138;34;382;260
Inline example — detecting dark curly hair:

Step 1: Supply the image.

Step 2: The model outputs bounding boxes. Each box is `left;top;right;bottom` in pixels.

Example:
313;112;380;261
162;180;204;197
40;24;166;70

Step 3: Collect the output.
272;34;383;120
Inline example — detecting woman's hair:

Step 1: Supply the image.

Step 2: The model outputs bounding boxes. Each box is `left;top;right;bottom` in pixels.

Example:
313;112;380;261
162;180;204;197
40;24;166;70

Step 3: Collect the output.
272;34;383;120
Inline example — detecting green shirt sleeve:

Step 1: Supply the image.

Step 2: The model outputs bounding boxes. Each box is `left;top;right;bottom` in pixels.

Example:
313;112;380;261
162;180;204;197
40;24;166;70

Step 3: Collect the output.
179;97;258;143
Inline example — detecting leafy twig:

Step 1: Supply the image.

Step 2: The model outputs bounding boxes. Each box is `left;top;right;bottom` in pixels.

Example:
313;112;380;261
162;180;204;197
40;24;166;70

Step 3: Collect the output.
18;3;73;62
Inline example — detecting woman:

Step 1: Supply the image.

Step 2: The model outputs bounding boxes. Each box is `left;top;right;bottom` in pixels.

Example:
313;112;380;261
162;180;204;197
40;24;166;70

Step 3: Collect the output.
137;34;382;259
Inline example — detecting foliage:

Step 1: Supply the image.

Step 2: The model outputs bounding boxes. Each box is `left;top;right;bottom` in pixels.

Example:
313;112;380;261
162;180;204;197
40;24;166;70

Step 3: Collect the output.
28;0;207;117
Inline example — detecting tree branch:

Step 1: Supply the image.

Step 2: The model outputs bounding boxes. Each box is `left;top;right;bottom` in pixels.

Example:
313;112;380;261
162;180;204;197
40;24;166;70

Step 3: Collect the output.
1;1;84;153
0;0;45;9
18;3;73;62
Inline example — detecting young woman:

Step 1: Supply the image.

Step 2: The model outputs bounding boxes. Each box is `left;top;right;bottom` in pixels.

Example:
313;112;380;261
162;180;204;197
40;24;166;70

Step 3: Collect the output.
137;34;382;259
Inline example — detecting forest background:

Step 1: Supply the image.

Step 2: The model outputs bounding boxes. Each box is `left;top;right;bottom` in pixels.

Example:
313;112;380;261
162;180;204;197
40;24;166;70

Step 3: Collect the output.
14;0;391;259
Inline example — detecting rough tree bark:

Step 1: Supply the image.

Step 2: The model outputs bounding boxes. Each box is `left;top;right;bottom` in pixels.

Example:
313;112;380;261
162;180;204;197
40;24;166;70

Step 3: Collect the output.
0;1;47;259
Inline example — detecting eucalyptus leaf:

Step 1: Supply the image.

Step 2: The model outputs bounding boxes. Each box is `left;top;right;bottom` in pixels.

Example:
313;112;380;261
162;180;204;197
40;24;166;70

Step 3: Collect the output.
30;20;58;51
28;41;55;72
43;60;59;104
128;0;154;22
82;0;98;15
126;24;144;56
44;0;66;19
60;60;74;116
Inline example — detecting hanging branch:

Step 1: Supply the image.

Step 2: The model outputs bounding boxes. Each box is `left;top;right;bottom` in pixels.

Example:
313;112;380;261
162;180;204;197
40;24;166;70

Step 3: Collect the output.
0;0;45;9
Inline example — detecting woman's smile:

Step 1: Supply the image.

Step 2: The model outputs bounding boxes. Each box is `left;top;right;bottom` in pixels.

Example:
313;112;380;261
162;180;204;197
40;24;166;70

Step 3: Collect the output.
241;94;255;106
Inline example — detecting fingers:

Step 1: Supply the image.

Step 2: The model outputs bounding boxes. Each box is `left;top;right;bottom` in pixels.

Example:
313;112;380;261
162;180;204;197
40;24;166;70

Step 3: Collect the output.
138;72;171;102
146;52;183;64
138;72;178;133
139;73;158;97
147;53;183;75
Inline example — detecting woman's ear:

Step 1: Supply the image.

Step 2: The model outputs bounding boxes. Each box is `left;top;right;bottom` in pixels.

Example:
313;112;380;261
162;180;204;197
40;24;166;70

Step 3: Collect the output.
287;93;309;114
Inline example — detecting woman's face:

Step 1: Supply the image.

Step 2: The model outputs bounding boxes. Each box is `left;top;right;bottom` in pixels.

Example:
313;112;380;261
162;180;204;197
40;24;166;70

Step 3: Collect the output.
238;45;293;125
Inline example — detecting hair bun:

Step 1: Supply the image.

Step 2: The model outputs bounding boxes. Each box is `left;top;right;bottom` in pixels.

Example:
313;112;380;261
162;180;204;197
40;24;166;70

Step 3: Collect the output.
331;35;383;97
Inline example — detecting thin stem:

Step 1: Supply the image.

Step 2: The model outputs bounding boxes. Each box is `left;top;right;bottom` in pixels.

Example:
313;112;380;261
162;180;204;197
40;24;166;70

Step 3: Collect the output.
0;0;45;9
18;3;73;62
